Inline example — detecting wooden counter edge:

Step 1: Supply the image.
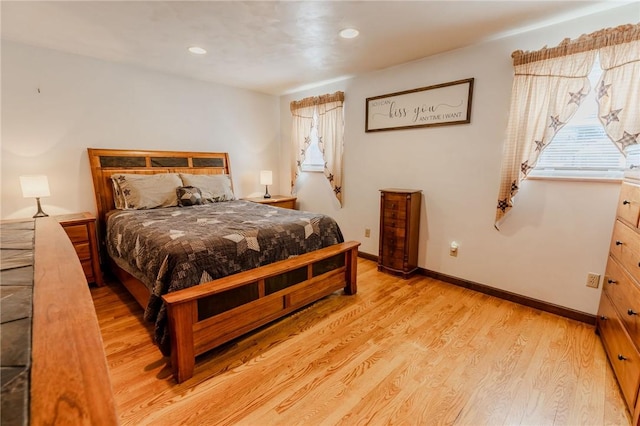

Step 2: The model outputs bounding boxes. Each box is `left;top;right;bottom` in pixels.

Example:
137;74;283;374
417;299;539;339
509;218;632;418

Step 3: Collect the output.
31;217;118;425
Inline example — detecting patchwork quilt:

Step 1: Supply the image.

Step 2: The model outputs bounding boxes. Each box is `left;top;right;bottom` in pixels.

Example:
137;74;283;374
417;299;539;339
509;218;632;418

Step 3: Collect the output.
106;200;344;354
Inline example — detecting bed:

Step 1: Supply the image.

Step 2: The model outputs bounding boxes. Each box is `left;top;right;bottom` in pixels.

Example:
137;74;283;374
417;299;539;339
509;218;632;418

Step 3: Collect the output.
87;148;360;383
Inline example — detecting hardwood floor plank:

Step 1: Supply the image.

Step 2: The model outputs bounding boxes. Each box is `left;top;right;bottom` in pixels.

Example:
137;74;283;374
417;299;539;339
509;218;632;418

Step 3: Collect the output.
91;258;631;425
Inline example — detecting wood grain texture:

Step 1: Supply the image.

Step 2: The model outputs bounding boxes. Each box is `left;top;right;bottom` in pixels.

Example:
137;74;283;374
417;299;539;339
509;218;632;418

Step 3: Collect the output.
31;217;117;425
92;258;630;425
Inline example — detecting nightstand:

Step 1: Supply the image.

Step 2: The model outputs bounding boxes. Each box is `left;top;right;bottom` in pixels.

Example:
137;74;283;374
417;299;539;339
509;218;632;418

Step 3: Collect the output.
56;212;103;286
243;195;297;210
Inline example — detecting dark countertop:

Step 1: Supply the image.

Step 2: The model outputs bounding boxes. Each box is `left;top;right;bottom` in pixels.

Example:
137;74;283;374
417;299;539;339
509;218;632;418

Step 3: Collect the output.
1;219;34;426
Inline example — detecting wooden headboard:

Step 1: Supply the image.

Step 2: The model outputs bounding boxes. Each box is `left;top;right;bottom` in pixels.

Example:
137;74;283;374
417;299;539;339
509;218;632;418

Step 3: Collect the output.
87;148;232;244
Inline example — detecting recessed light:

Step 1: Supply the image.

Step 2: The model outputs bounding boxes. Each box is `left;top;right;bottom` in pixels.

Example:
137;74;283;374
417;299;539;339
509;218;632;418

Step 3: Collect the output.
339;28;359;39
188;46;207;55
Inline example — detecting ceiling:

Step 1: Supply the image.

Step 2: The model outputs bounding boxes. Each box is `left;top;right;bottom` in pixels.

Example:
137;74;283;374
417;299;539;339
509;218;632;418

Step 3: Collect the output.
0;1;631;95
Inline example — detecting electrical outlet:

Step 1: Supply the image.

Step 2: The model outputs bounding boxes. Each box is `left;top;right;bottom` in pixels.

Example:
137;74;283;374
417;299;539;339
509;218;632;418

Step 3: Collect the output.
365;228;371;238
586;272;600;288
449;241;459;257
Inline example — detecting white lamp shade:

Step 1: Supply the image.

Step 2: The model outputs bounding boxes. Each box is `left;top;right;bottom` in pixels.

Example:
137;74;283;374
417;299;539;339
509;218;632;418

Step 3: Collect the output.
20;175;50;198
260;170;273;186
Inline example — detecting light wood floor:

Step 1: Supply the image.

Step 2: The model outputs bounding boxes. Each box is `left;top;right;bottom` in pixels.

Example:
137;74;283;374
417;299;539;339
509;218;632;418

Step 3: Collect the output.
91;258;631;425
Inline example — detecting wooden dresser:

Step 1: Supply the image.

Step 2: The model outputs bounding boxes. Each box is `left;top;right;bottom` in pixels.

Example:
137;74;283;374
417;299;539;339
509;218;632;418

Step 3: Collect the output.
597;179;640;425
57;212;103;286
378;189;421;278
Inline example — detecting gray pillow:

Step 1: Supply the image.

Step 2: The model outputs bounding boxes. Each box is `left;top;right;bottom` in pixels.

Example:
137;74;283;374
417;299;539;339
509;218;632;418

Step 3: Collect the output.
176;186;203;207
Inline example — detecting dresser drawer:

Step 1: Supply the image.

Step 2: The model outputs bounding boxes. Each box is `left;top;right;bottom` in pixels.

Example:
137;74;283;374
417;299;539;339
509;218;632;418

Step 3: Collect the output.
383;226;406;241
598;293;640;408
618;182;640;228
604;256;640;345
382;217;406;229
381;250;405;271
73;242;92;261
383;193;408;210
81;260;95;281
271;199;295;209
610;220;640;284
383;208;407;222
63;224;89;243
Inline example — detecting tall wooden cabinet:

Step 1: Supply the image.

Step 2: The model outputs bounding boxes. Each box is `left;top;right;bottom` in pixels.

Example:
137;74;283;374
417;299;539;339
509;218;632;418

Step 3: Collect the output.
597;179;640;425
378;189;421;278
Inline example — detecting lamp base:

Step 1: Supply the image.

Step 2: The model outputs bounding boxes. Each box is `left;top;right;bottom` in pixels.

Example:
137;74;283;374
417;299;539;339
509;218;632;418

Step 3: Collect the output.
263;185;271;199
33;197;49;218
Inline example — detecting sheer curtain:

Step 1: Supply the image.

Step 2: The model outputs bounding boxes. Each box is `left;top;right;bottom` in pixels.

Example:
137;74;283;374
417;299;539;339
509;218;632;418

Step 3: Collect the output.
317;92;345;205
290;91;345;205
289;102;315;194
494;50;596;227
495;23;640;228
597;26;640;153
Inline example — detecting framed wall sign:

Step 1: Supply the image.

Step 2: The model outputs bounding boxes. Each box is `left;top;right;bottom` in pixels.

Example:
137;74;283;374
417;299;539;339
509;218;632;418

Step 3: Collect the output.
365;78;474;132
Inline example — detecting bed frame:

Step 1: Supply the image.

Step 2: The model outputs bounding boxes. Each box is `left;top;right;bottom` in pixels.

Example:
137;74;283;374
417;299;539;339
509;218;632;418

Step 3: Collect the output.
87;148;360;383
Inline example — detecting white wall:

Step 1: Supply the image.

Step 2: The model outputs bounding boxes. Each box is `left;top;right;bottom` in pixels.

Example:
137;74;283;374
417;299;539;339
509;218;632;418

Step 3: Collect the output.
1;41;280;219
280;3;640;315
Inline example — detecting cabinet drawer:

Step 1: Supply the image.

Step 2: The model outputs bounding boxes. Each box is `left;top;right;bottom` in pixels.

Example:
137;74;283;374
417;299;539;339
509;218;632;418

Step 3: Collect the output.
81;260;95;281
383;194;407;217
382;235;405;253
73;242;91;261
382;217;406;229
271;200;295;209
383;226;406;240
383;193;408;210
618;182;640;228
597;294;640;409
381;251;405;270
604;256;640;344
610;220;640;285
64;224;89;243
383;209;406;222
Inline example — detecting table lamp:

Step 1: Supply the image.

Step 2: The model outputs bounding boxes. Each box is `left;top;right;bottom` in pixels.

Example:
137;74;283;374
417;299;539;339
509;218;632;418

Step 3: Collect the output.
260;170;272;199
20;175;50;218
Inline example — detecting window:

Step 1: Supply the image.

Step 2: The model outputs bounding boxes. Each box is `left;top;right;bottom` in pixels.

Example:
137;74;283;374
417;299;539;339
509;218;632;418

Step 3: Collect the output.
301;111;324;172
531;61;625;179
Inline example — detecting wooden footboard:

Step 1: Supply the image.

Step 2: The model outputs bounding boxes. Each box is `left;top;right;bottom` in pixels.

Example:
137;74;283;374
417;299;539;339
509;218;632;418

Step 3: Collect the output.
162;241;359;383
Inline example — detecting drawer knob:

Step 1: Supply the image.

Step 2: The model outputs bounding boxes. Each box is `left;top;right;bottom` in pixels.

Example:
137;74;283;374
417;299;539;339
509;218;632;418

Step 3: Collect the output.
618;354;628;361
615;240;623;246
628;309;638;316
600;315;608;320
623;200;631;205
607;279;618;284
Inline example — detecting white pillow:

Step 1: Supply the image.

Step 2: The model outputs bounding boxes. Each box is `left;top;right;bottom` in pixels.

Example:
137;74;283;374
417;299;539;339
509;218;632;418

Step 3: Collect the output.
179;173;235;202
111;173;182;209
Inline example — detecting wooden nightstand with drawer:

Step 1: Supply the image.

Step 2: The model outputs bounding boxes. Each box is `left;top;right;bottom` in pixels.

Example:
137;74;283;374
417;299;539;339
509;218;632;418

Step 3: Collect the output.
56;212;103;286
242;195;297;210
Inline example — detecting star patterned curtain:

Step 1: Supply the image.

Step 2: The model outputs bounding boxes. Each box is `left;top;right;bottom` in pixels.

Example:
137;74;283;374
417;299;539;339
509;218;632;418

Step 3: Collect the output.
289;102;315;194
494;51;596;228
290;91;345;206
597;33;640;154
317;93;345;205
495;23;640;229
